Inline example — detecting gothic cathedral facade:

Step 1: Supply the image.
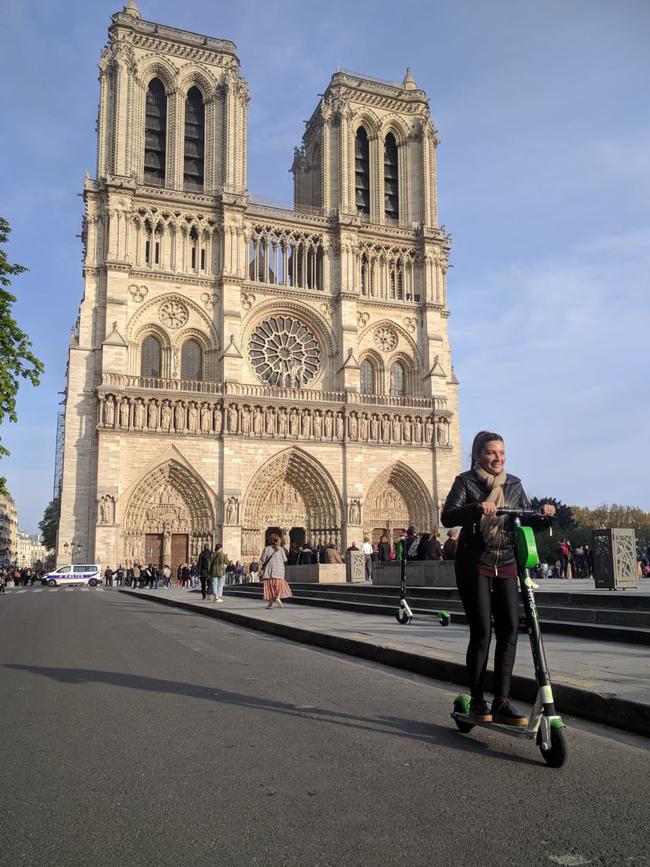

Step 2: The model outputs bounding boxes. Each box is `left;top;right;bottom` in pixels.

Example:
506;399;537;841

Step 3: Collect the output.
57;1;461;569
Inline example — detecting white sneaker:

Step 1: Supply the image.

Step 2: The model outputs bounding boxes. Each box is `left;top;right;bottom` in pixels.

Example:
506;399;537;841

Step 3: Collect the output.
216;598;224;603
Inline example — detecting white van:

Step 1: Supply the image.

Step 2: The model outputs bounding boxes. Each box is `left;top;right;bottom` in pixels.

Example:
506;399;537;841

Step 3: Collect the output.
45;564;102;587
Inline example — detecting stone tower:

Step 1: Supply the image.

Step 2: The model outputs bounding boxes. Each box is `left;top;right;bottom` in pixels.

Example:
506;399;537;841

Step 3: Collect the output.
56;2;460;570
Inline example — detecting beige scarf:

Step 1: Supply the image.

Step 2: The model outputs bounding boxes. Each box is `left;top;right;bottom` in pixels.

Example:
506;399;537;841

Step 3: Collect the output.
473;463;507;543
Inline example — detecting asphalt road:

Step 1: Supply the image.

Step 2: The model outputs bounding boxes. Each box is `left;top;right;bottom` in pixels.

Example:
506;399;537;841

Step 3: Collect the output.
1;587;648;867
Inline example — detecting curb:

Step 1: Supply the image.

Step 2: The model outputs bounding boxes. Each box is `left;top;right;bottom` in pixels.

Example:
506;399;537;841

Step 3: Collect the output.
119;589;650;739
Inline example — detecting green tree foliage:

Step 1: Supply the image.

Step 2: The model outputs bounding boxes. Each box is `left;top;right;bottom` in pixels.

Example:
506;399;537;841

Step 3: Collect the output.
0;217;44;493
529;496;578;562
572;504;650;547
39;497;60;552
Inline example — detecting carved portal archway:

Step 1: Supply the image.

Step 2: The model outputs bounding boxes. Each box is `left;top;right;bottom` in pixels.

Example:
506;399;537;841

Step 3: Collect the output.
364;462;433;542
122;459;215;567
241;447;342;557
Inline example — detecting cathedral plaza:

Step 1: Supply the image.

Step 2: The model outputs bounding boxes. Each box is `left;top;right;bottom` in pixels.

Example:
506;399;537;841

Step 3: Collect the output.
57;0;460;570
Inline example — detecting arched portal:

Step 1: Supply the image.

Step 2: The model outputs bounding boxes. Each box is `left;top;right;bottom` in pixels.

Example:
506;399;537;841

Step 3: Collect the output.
241;447;342;557
364;462;433;543
122;459;215;570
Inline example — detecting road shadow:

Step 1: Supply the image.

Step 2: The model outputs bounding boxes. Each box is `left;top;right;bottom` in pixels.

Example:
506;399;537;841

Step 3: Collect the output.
5;664;541;767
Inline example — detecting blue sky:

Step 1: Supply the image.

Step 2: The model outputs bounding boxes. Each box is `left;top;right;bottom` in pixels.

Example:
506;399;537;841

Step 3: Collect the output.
1;0;649;532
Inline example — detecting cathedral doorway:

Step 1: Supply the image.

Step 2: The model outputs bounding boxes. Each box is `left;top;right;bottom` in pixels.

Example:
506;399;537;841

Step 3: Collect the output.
364;462;433;542
122;459;215;568
145;533;163;568
289;527;306;548
241;447;342;558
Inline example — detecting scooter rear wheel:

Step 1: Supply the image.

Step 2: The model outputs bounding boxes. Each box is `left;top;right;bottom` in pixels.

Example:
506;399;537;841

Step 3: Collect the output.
538;727;568;768
452;697;475;733
396;609;411;625
439;613;451;627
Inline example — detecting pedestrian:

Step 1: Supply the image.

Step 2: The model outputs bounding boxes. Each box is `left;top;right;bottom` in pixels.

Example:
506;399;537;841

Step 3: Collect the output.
104;566;113;587
132;563;141;587
361;536;373;581
442;529;459;560
0;570;6;595
377;535;391;562
197;543;212;599
324;543;343;564
249;560;259;583
116;565;125;586
260;534;292;608
209;544;229;603
162;564;171;587
181;562;191;589
420;530;443;560
442;430;555;726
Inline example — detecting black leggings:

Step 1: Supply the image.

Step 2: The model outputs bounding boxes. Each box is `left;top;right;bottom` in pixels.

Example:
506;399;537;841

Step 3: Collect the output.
456;572;519;700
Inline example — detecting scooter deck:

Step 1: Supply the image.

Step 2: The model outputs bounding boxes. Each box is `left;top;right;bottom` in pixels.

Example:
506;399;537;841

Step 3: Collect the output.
452;713;538;740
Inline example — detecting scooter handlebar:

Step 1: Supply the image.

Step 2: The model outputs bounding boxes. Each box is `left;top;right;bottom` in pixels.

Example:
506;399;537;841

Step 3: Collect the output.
495;507;555;520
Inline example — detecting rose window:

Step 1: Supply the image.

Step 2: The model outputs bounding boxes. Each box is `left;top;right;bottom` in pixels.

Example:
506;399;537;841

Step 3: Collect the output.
159;300;189;329
374;325;398;353
249;316;320;387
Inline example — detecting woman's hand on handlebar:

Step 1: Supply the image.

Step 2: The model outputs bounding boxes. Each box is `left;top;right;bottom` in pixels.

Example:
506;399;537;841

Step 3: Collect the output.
479;501;498;516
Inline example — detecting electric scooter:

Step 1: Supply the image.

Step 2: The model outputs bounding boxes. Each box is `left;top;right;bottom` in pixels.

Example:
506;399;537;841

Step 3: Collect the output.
450;507;568;767
395;538;451;627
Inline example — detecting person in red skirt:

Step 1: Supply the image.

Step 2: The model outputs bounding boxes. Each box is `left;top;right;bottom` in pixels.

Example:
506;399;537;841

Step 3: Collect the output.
260;534;292;608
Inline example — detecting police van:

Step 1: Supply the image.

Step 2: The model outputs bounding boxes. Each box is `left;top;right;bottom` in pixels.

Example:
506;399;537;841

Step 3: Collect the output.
44;564;102;587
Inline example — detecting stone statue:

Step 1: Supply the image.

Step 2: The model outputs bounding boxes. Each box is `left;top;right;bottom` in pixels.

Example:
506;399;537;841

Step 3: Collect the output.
134;399;144;430
313;411;322;439
161;401;172;431
348;412;358;441
214;407;223;435
254;406;264;435
104;396;115;427
381;415;391;442
200;403;211;433
392;415;401;442
119;398;130;428
175;401;185;432
414;416;423;443
241;405;252;435
278;408;288;436
225;497;238;525
188;402;198;432
335;412;344;439
301;410;311;438
228;405;239;433
147;400;158;430
424;417;433;443
324;411;333;439
289;409;300;437
370;414;379;441
265;408;275;435
349;500;361;526
403;416;412;443
437;418;448;445
359;413;368;441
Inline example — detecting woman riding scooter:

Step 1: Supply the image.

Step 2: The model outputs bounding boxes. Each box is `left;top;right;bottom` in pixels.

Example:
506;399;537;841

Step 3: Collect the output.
442;431;555;725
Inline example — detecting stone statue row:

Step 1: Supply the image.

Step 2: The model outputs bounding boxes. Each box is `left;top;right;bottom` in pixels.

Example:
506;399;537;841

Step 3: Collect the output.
98;393;451;446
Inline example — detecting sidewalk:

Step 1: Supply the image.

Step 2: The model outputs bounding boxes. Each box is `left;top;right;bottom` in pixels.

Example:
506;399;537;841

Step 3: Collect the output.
119;587;650;738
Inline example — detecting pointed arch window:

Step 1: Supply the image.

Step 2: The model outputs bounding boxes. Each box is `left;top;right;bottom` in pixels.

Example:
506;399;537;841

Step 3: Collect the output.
355;126;370;217
144;78;167;186
360;360;375;395
384;133;399;222
184;87;205;191
390;361;405;396
181;339;203;381
141;335;162;378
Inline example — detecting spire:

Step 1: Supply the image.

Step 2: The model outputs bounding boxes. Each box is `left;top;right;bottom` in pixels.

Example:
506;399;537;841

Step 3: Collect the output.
123;0;141;18
402;68;417;90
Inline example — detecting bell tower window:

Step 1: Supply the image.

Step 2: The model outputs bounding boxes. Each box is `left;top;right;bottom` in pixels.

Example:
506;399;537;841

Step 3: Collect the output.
384;133;399;222
144;78;167;186
355;126;370;217
184;87;205;192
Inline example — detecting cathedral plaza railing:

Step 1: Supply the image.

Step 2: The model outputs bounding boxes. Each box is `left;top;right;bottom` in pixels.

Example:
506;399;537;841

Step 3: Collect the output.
99;373;447;410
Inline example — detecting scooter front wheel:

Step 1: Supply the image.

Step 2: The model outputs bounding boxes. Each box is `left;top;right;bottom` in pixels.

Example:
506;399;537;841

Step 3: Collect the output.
538;727;568;768
439;612;451;627
452;696;475;733
396;609;412;625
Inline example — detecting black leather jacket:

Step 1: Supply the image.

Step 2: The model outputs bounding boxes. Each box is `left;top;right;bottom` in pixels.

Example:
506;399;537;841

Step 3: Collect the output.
441;469;541;572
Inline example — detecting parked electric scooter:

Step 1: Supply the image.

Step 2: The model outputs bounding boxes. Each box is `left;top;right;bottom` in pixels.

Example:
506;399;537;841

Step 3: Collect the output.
395;538;451;627
450;507;568;767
